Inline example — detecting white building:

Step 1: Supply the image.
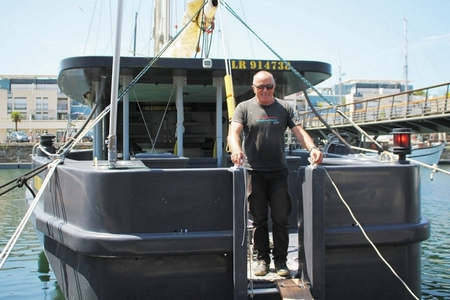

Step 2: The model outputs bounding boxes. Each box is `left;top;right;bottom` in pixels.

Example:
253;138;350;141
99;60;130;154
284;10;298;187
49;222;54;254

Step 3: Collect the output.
0;75;88;143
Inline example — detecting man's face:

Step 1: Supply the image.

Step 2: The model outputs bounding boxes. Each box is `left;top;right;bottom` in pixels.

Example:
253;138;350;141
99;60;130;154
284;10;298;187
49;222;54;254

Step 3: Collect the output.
252;74;275;104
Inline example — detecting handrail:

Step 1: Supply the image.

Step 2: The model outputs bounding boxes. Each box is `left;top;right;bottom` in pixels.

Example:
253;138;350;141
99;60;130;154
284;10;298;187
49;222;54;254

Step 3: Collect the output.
296;82;450;130
350;81;450;104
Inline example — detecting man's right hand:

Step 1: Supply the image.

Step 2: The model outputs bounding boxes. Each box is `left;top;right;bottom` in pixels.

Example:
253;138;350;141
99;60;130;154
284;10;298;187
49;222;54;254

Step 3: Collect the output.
231;151;246;166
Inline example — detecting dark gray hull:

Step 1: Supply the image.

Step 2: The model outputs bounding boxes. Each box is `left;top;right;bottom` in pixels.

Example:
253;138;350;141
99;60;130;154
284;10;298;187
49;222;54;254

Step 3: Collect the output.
30;154;429;300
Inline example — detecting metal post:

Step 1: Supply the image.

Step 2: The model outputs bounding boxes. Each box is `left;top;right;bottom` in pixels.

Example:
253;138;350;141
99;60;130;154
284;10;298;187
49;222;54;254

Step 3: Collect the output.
423;89;429;115
107;0;124;168
445;84;449;112
122;76;131;160
174;75;185;156
403;18;408;92
405;90;410;118
133;12;138;56
214;77;223;167
390;96;395;119
376;99;381;121
231;168;247;300
94;76;106;160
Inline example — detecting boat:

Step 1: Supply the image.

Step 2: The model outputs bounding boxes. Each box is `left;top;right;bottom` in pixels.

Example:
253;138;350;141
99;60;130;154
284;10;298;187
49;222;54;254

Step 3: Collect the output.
408;142;446;165
23;1;429;299
323;132;446;165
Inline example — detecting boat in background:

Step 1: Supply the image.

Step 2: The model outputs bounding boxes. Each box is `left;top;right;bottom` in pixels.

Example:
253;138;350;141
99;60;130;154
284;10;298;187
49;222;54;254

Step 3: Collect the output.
408;142;446;165
323;132;446;165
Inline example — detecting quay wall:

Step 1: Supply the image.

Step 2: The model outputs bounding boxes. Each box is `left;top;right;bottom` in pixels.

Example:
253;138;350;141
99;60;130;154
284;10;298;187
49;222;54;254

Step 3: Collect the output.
0;143;92;163
0;144;34;163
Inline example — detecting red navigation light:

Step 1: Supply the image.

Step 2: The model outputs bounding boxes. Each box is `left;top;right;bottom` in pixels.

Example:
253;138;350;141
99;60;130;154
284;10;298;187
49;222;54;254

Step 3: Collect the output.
392;128;412;163
393;132;411;148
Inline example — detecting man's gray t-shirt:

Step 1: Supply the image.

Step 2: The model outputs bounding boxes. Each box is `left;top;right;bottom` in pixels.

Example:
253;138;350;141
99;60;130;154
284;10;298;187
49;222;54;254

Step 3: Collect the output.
232;97;295;171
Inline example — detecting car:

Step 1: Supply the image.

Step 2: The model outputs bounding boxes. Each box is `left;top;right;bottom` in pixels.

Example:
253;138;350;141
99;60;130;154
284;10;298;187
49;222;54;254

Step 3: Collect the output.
7;131;30;143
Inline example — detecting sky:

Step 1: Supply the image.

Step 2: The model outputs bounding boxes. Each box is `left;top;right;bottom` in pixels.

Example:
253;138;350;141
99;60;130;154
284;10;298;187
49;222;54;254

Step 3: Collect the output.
0;0;449;90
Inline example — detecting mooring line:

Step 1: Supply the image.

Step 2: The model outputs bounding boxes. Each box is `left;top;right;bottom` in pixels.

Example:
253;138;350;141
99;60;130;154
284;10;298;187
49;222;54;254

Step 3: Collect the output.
0;159;61;269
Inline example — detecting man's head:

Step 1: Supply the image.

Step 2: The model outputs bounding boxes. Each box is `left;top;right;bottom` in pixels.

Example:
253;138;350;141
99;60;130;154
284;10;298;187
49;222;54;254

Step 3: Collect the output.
252;71;276;105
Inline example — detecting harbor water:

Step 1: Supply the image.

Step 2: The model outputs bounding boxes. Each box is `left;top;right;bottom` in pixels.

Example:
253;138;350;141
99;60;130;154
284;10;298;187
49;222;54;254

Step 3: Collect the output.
0;166;449;299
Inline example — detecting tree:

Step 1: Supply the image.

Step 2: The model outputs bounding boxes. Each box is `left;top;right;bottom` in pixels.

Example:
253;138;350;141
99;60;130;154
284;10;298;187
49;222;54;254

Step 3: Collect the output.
10;111;22;131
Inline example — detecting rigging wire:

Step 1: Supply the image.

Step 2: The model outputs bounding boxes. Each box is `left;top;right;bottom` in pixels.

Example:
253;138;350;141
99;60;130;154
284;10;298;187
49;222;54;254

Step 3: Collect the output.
134;90;156;149
238;0;254;57
220;0;334;108
94;0;104;54
220;0;353;152
109;0;114;53
151;87;176;153
83;0;99;54
118;1;208;101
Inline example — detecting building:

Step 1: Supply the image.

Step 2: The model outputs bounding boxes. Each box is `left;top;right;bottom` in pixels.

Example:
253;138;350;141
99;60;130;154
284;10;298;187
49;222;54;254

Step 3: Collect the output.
333;79;413;105
284;87;341;112
0;75;90;143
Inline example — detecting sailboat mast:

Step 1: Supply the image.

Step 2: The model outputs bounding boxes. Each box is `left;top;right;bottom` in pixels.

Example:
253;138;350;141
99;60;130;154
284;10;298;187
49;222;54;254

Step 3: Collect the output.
133;12;138;56
108;0;124;167
403;17;408;92
153;0;171;55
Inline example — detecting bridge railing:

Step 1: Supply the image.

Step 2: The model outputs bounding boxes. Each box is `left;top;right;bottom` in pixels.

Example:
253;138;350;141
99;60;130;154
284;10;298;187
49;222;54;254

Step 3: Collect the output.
296;82;450;129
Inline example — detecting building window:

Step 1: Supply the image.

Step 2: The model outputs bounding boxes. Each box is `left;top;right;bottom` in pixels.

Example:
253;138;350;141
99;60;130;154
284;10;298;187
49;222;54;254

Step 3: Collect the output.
8;97;28;118
57;98;68;111
35;97;49;120
57;112;68;120
7;97;12;113
13;97;27;111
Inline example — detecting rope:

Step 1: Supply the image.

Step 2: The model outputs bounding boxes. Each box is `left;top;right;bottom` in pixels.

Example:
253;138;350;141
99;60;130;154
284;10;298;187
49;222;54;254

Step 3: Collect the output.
0;12;205;260
406;157;450;175
0;159;62;269
220;0;354;155
220;0;334;107
323;168;420;300
0;163;50;197
335;109;384;152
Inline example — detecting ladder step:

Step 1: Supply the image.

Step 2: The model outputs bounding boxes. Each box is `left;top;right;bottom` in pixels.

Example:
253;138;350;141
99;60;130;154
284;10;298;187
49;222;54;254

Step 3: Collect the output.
276;279;314;300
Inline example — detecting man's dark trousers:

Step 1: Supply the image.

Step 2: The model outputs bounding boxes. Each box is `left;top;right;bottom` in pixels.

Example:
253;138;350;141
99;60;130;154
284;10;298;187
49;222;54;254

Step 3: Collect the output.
247;169;291;264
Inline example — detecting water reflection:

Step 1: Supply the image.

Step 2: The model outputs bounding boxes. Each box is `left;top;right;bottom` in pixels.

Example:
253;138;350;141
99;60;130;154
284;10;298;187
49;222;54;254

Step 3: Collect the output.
0;169;64;300
420;166;450;300
0;166;449;299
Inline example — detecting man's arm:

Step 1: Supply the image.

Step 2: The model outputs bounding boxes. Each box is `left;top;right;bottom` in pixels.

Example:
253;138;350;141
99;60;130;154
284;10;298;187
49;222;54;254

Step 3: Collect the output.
227;121;246;165
291;125;323;164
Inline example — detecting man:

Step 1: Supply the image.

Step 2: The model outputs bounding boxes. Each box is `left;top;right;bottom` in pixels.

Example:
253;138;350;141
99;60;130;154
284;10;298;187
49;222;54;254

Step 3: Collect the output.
227;70;323;277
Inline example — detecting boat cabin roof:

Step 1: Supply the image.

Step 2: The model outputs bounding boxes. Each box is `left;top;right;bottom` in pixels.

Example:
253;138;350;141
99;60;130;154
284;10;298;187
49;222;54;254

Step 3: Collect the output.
58;56;331;105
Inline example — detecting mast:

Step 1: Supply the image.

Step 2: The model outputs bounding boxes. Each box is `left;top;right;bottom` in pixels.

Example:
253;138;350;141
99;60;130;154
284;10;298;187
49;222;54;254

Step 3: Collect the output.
107;0;124;167
133;12;138;56
153;0;171;55
403;17;408;92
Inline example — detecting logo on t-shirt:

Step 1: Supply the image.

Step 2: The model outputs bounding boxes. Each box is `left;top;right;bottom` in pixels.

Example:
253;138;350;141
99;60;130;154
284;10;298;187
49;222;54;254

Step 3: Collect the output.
257;116;280;125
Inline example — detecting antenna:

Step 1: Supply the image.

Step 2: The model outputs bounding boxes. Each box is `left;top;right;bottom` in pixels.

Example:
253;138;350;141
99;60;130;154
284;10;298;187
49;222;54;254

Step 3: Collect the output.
403;17;408;91
338;55;346;104
133;12;138;56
